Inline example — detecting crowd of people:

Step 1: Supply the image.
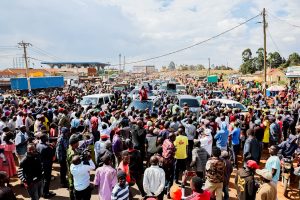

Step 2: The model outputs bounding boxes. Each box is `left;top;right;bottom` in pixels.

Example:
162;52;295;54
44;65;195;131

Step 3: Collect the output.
0;74;300;200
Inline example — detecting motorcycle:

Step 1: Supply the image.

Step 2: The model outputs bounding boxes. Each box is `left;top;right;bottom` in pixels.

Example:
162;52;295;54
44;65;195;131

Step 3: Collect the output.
281;157;293;197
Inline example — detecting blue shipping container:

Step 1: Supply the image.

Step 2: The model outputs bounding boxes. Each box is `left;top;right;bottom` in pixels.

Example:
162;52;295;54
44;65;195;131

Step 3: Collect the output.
11;76;64;90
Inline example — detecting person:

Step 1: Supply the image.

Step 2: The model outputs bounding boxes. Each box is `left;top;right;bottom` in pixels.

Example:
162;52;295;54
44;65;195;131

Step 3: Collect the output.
235;160;259;200
255;169;276;200
93;154;117;200
243;129;261;165
0;133;16;178
269;117;280;145
190;140;210;179
131;120;147;159
143;156;165;200
214;122;229;151
278;134;298;158
36;133;56;198
56;127;69;187
204;147;225;200
70;155;95;200
230;121;241;168
199;125;213;155
220;151;233;200
0;171;17;200
185;176;210;200
112;129;123;165
67;134;80;200
94;134;110;166
264;145;280;193
18;144;44;200
15;125;28;163
181;118;196;162
174;128;188;184
139;86;148;101
111;171;129;200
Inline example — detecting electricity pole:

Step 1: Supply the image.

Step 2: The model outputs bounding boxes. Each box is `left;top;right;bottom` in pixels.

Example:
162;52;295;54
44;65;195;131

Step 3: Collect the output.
208;58;211;76
18;41;32;91
123;56;125;71
119;53;121;72
263;8;267;93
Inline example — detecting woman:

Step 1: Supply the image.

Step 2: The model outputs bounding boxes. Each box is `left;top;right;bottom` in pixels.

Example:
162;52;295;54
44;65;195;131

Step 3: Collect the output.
262;116;270;148
0;133;16;178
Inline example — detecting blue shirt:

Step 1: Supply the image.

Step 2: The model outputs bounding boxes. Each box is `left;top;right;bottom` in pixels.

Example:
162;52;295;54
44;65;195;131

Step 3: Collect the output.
214;129;229;149
231;127;241;145
265;155;281;183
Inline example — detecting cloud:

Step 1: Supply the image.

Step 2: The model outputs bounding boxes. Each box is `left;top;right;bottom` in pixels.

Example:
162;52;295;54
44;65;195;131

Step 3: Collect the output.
0;0;300;69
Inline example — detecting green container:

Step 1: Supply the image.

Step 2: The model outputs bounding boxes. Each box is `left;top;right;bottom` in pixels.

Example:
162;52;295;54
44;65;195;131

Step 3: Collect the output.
207;75;218;83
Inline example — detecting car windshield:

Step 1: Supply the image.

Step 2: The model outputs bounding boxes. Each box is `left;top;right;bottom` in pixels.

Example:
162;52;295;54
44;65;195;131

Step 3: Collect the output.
227;103;246;110
179;99;200;107
130;100;153;111
176;86;185;90
80;97;98;105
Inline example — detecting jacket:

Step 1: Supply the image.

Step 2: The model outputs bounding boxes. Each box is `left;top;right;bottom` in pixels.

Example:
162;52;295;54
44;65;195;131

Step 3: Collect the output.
243;136;261;163
18;154;44;185
235;168;257;200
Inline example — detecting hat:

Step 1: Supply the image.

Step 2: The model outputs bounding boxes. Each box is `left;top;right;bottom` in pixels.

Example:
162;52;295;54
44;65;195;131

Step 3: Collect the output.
61;127;69;134
170;185;182;200
100;134;109;139
99;111;105;117
256;169;273;181
254;119;261;126
246;160;260;169
58;108;65;113
117;170;126;179
69;134;79;145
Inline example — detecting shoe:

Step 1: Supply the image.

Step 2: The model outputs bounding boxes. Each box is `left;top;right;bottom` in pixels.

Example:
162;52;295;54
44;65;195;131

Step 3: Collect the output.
43;192;56;199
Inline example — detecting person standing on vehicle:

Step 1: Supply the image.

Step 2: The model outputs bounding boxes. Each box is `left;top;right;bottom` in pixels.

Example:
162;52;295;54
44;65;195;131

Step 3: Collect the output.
18;144;44;200
139;86;148;101
235;160;259;200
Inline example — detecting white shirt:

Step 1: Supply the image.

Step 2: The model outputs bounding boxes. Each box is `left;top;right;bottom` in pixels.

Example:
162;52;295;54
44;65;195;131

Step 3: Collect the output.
70;160;95;191
199;130;213;155
16;116;24;128
143;165;165;196
15;132;28;146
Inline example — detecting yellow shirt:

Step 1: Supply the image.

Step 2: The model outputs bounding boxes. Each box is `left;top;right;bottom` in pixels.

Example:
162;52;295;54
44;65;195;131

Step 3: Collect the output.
174;135;188;159
263;120;270;143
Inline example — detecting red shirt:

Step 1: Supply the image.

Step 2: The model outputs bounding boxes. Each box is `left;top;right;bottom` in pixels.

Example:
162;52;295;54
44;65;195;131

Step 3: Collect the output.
186;190;211;200
90;116;98;131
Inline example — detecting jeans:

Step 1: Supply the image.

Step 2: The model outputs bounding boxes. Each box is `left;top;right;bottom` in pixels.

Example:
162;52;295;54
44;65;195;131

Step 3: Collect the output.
232;144;240;168
74;186;92;200
223;185;229;200
43;164;53;195
174;159;186;182
187;140;194;164
27;180;44;200
59;160;68;185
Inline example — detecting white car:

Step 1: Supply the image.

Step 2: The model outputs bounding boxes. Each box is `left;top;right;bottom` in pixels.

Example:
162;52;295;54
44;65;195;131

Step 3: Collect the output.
209;99;247;112
80;93;114;110
175;95;201;114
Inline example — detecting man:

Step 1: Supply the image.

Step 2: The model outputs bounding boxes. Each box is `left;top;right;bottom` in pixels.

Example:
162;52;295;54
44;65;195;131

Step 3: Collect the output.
94;134;109;165
204;147;225;200
139;86;148;101
36;133;56;198
94;155;117;200
214;122;229;151
18;144;44;200
15;125;29;163
0;171;17;200
56;127;69;187
231;121;241;168
174;128;188;184
181;118;196;162
185;176;210;200
162;133;176;195
255;169;276;200
67;134;80;200
111;171;129;200
143;156;166;200
25;111;34;133
16;111;24;128
264;145;280;193
235;160;259;200
243;129;261;165
190;140;210;179
269;117;280;145
220;151;233;200
70;155;95;200
199;124;213;155
278;134;298;158
131;120;147;158
112;129;123;165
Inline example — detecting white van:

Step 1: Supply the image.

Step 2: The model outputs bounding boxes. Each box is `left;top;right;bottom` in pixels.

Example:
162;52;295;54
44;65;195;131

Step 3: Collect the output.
209;99;247;112
80;93;114;110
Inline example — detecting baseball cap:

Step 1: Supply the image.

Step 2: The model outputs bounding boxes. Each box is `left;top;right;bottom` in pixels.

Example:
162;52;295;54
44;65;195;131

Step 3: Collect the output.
100;134;109;139
246;160;260;169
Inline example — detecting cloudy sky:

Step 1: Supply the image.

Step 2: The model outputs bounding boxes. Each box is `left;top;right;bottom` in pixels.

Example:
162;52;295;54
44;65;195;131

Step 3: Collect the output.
0;0;300;70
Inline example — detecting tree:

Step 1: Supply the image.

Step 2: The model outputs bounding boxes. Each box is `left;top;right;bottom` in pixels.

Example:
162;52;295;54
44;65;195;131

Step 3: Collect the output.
168;61;176;70
240;60;255;74
268;52;283;68
288;52;300;66
242;48;252;62
254;48;264;71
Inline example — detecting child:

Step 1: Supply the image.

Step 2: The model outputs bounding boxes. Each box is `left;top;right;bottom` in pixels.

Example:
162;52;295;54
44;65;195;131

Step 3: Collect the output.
111;171;129;200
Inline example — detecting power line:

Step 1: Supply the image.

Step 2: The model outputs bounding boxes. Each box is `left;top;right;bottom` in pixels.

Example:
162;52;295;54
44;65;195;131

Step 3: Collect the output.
31;45;62;60
109;12;262;66
267;11;300;28
266;28;281;54
28;56;46;62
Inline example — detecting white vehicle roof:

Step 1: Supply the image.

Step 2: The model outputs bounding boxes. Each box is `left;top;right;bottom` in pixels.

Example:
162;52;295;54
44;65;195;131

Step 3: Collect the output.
177;95;196;99
209;98;241;104
82;93;113;98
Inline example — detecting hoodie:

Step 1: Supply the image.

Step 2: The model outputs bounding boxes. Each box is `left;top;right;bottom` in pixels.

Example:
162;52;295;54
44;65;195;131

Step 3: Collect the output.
235;168;257;200
278;134;298;157
214;122;229;149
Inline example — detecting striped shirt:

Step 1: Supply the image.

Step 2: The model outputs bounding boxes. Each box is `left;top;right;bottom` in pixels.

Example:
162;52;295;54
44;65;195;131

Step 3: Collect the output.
111;184;129;200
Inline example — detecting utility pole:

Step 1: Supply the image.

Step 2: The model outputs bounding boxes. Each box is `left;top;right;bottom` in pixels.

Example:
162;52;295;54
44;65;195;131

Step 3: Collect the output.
123;56;125;71
119;53;121;72
208;58;211;76
263;8;267;93
18;41;32;91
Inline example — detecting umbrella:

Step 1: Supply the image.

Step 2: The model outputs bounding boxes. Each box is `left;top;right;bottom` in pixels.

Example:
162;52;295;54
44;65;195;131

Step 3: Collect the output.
267;85;285;92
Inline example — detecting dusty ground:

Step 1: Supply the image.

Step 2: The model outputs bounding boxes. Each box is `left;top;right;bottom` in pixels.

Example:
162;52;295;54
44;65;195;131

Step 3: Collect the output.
9;151;300;200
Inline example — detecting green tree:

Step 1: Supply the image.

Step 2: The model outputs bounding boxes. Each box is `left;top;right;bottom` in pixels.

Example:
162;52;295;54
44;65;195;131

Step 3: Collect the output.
288;52;300;66
254;48;264;71
242;48;252;62
240;60;255;74
268;52;283;68
168;61;176;70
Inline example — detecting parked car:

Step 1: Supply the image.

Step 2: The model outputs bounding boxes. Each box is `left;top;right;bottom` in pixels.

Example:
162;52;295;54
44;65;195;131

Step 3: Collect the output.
209;99;247;112
80;93;114;110
175;95;201;114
